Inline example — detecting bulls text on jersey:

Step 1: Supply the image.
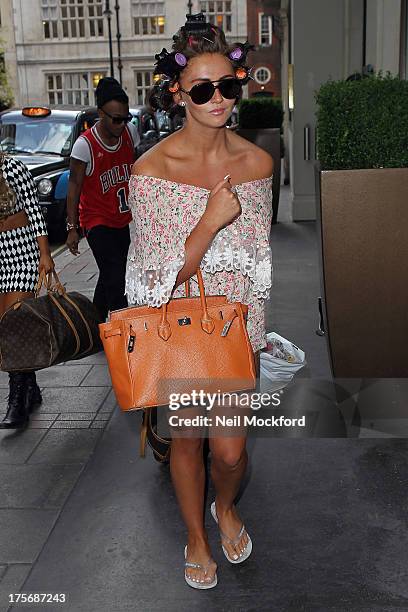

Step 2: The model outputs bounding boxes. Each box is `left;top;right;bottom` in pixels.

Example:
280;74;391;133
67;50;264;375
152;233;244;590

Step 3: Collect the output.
100;163;131;194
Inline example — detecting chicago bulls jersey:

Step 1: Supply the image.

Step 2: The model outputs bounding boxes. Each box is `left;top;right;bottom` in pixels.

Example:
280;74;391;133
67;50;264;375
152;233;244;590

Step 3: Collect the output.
78;124;134;230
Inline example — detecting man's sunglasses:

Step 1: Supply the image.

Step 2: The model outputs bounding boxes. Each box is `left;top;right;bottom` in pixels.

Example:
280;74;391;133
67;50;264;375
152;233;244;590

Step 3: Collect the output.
102;109;133;124
180;78;242;105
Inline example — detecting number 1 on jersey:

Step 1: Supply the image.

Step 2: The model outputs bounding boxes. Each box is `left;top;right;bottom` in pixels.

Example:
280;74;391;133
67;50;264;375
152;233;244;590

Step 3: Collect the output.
117;187;130;213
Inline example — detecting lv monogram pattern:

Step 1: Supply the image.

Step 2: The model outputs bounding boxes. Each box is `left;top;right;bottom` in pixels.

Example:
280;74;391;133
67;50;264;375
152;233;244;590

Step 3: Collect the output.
0;291;103;371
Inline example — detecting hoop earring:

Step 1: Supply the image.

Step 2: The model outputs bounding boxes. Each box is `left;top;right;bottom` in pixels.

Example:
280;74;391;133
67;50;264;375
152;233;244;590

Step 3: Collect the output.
179;101;186;107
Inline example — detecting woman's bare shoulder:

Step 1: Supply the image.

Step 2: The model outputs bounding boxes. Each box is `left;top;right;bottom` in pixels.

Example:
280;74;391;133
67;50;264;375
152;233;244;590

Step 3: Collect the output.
229;131;274;179
131;130;182;178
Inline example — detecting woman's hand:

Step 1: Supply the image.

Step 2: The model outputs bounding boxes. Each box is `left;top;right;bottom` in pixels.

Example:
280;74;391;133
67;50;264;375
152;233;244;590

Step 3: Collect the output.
201;175;241;233
38;252;55;275
66;229;80;256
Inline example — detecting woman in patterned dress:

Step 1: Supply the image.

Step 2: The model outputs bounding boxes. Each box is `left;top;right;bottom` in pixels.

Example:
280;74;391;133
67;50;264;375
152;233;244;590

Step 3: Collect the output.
0;153;54;429
126;15;273;588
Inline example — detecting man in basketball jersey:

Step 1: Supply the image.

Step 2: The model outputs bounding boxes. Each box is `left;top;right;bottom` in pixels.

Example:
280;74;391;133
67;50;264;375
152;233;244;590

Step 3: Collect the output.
66;77;139;321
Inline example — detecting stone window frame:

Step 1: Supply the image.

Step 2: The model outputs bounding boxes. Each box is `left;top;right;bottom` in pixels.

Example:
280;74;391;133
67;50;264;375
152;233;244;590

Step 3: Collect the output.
46;70;107;105
41;0;105;40
131;2;166;36
259;12;273;47
200;1;232;33
253;66;272;85
134;70;154;105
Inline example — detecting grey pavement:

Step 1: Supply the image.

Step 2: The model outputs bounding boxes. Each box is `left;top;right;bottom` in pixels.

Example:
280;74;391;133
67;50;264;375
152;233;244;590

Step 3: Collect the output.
0;187;407;611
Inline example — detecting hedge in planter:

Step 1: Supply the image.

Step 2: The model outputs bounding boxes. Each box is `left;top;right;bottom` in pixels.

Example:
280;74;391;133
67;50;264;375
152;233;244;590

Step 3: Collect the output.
316;74;408;170
315;73;408;378
238;97;283;129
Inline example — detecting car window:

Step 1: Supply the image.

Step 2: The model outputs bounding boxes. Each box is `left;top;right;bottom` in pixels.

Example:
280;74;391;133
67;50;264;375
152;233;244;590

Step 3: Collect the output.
0;119;75;156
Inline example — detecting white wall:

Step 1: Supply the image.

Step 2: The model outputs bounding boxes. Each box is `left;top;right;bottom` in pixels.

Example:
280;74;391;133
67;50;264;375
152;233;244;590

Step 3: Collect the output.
0;0;19;105
289;0;345;220
366;0;401;75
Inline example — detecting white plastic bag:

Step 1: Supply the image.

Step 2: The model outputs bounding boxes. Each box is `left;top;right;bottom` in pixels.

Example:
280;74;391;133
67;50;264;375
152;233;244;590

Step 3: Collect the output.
260;332;306;393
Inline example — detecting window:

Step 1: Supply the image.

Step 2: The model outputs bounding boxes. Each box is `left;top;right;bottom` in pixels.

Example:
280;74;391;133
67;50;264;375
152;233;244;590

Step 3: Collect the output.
132;2;165;36
259;13;273;46
0;120;75;156
254;67;271;85
200;1;232;33
41;0;104;40
41;0;59;39
135;70;153;104
47;71;106;105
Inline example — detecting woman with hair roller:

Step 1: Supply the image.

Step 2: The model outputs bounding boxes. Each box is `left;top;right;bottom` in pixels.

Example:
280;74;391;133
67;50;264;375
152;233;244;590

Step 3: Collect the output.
126;13;273;589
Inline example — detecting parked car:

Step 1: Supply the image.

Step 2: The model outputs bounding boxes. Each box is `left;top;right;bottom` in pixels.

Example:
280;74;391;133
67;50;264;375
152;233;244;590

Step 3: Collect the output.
0;105;99;241
129;106;162;157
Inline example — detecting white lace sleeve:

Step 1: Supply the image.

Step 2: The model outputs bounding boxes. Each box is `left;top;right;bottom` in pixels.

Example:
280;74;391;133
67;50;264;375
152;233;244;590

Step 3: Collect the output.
201;233;272;299
126;251;186;307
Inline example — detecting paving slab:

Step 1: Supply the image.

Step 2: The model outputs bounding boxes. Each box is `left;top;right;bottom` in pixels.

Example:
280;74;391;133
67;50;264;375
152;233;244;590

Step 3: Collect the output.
38;387;110;414
34;365;92;388
0;464;82;508
80;365;112;387
0;431;47;465
26;430;102;465
0;564;32;612
0;509;58;563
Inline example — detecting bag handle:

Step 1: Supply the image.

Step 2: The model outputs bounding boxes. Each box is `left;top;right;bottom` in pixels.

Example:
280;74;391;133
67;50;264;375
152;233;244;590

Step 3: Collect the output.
158;268;214;341
35;270;66;297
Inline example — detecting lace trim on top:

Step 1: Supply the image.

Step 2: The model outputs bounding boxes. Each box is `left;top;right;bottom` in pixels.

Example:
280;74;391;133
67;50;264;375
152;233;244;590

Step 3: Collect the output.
126;254;186;308
125;237;272;308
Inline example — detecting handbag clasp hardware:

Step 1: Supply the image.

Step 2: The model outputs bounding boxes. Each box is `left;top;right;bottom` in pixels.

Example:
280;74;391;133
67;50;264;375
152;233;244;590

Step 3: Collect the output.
128;326;136;352
221;310;238;337
221;321;232;337
178;317;191;326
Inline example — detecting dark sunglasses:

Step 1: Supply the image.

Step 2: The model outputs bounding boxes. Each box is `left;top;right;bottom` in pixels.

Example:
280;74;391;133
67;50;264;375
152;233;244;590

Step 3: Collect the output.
180;78;242;105
102;109;133;124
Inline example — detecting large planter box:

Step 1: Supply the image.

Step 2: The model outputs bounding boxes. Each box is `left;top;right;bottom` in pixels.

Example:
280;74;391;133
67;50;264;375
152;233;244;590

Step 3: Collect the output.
317;167;408;377
236;127;281;224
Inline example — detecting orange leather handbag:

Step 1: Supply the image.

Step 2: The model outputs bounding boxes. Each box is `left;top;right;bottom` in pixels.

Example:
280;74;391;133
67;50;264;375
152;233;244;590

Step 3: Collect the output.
99;269;256;411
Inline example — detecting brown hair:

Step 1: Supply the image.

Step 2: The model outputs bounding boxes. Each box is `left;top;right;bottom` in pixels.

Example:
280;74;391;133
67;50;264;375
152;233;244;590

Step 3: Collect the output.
0;154;17;219
149;15;252;111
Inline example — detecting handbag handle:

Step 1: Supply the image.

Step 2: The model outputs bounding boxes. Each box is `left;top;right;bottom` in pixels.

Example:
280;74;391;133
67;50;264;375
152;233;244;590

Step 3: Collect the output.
35;270;66;297
158;268;214;341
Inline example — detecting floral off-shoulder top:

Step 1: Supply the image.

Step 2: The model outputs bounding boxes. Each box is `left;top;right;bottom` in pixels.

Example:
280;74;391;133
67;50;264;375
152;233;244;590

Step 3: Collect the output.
125;175;273;351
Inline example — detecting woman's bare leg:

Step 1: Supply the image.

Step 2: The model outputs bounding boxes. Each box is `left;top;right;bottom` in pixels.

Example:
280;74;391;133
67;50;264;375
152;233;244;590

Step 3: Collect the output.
208;350;260;560
170;435;217;583
209;435;250;559
0;291;33;317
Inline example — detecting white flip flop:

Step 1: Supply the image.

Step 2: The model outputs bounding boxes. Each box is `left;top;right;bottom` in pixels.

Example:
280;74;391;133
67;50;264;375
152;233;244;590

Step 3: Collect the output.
184;545;218;589
210;501;253;564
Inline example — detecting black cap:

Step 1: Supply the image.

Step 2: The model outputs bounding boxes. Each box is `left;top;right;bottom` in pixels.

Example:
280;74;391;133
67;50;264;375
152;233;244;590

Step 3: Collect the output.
95;77;128;108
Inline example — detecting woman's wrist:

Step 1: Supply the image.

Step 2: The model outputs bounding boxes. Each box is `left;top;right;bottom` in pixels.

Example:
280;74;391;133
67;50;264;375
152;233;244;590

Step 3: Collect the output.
198;213;219;237
37;235;51;256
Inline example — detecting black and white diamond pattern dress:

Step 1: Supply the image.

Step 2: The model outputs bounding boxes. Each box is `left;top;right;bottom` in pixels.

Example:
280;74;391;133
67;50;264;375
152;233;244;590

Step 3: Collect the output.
0;156;47;293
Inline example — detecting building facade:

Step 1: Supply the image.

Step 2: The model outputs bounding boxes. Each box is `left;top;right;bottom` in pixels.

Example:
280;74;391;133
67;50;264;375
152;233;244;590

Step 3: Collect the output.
2;0;247;108
246;0;281;98
281;0;407;221
0;0;19;107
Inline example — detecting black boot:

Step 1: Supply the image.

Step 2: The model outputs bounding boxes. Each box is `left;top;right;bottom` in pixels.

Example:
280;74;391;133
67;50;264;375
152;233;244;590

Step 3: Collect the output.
0;372;30;429
25;372;42;414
